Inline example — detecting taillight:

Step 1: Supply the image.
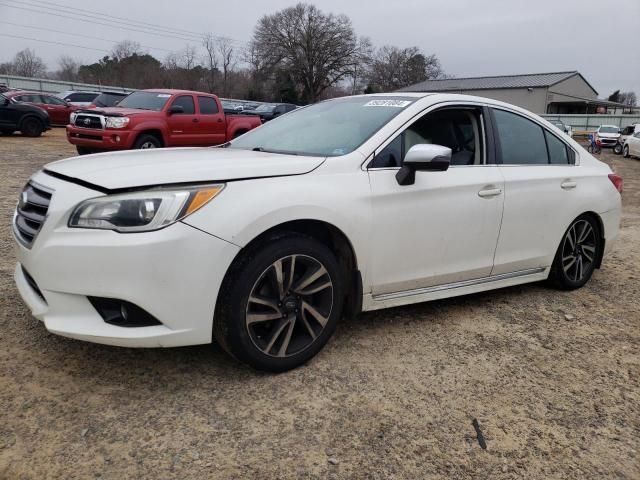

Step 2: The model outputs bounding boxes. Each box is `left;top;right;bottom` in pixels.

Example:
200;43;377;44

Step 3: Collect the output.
608;174;623;193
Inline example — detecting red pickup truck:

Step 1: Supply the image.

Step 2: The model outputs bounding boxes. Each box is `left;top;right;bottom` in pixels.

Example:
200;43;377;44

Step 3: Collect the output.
66;89;262;155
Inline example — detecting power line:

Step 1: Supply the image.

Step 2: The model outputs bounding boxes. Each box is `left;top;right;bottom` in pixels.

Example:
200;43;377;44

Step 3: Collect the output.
0;21;175;53
0;32;111;53
3;0;246;46
26;0;220;40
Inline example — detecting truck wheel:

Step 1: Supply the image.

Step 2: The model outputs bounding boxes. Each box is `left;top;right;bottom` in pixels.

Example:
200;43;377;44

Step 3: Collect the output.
21;117;44;137
233;130;248;139
133;134;162;149
76;146;94;156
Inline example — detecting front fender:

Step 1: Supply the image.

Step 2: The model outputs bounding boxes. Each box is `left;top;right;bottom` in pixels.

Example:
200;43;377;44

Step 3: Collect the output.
181;170;373;287
129;121;169;145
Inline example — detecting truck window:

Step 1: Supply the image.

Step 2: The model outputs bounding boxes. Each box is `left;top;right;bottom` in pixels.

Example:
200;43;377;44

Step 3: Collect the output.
198;96;219;114
171;95;195;115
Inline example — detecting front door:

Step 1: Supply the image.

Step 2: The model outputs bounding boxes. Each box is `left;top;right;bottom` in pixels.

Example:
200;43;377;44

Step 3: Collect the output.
166;95;199;145
367;106;505;295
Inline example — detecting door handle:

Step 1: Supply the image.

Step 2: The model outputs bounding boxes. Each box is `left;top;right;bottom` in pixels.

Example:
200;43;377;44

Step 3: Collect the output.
478;188;503;198
217;118;223;123
561;181;577;190
192;118;199;123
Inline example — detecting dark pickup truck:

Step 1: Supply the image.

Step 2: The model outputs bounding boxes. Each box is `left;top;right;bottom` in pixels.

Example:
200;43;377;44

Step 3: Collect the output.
66;89;262;155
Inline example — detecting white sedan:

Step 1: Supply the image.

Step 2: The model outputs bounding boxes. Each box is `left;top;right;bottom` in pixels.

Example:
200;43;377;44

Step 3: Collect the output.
13;93;622;371
622;131;640;159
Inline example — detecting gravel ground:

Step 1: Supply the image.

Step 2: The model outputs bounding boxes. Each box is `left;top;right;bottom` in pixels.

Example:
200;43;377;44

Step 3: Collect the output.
0;129;638;479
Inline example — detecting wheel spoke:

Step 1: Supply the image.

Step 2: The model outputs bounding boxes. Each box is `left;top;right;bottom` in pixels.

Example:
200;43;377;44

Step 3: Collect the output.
302;300;329;328
578;223;593;243
575;255;583;281
293;265;328;294
264;318;290;354
300;314;317;340
582;245;595;262
247;312;283;325
277;317;296;357
563;255;576;272
272;259;285;300
566;226;576;249
284;255;296;293
249;294;280;311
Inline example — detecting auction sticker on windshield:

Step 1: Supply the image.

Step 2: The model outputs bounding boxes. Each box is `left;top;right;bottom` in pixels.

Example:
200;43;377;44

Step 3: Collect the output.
157;94;171;98
364;100;412;108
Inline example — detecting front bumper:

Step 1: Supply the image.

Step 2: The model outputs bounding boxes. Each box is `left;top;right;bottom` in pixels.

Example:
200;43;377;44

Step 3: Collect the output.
598;137;619;147
13;171;240;347
66;125;135;150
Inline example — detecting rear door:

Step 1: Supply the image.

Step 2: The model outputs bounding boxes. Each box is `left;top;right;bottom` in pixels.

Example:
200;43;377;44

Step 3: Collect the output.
166;95;199;146
0;95;20;128
40;95;71;125
196;96;226;145
630;133;640;156
491;107;579;275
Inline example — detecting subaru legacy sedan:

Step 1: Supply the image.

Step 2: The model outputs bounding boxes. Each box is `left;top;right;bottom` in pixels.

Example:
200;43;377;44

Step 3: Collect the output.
13;93;622;372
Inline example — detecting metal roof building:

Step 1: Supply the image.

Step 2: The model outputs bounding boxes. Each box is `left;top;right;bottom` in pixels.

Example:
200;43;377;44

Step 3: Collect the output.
398;71;627;114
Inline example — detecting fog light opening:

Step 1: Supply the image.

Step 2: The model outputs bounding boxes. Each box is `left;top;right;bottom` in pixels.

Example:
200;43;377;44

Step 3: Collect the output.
88;297;162;328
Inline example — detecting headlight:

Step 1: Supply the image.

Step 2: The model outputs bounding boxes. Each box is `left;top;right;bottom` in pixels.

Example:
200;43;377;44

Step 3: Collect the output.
68;185;224;232
105;117;130;129
70;112;78;123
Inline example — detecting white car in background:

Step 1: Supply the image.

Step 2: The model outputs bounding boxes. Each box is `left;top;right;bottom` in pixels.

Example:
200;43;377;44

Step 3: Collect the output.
595;125;621;148
615;124;639;154
56;91;100;107
622;131;640;159
13;93;622;372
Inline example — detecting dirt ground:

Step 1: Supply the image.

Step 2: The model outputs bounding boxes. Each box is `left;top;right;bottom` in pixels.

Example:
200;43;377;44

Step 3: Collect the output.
0;128;638;480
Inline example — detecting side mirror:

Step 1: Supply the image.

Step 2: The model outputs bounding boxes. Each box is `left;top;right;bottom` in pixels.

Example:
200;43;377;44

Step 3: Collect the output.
168;105;184;115
396;144;451;186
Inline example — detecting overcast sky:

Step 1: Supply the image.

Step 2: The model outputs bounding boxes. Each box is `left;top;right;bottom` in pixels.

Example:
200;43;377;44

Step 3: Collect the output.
1;0;638;97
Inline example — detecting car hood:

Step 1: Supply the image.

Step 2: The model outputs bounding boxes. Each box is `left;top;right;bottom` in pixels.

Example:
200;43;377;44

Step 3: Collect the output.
44;147;325;190
77;107;157;116
597;132;620;138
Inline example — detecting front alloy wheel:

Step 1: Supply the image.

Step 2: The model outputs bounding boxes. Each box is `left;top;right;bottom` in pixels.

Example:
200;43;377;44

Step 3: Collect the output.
549;216;600;290
214;234;344;372
246;255;333;358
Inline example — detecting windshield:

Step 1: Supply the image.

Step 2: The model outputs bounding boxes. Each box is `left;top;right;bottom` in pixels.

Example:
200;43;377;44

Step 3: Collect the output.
599;126;619;134
254;104;276;113
94;93;127;107
229;96;416;156
116;91;172;111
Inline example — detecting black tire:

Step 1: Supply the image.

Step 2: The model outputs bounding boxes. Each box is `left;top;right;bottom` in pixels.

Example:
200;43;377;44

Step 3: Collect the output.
233;129;248;139
0;129;14;135
133;134;162;149
214;233;344;372
622;145;630;158
548;214;601;290
76;146;94;155
20;117;44;137
614;143;623;155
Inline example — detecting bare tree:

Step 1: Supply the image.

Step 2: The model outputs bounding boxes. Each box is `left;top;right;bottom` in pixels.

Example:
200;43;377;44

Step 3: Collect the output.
202;34;219;93
619;91;637;107
12;48;46;78
55;55;80;82
367;45;443;92
350;37;373;95
111;40;143;61
217;38;236;97
252;3;362;103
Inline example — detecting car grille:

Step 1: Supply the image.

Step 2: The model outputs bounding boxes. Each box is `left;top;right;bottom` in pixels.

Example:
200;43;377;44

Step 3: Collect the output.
13;182;53;248
74;114;103;129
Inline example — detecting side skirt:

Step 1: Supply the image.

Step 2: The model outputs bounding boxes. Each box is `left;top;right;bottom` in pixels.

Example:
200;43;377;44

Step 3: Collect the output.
362;267;549;312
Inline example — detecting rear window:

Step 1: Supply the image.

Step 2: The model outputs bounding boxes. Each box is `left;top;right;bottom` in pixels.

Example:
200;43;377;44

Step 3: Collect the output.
198;96;219;114
68;93;99;102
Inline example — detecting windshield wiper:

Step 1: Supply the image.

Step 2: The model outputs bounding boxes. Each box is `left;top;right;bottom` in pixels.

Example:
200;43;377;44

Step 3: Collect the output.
251;147;299;155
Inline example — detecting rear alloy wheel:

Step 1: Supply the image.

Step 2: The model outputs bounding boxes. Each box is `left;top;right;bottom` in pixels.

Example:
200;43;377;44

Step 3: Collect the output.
21;117;44;137
133;134;162;149
548;216;600;290
214;234;343;372
622;145;630;158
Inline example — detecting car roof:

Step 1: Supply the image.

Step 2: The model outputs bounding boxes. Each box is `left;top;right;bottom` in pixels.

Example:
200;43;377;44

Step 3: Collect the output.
141;89;216;96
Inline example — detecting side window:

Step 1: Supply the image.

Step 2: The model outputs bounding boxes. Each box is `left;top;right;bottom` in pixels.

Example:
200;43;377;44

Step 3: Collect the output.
198;96;219;114
42;95;66;105
171;95;195;114
370;108;483;168
545;131;569;164
493;109;548;165
17;94;42;103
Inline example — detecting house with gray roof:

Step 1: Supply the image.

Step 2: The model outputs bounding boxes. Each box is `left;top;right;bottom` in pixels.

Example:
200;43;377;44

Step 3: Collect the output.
398;71;627;114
